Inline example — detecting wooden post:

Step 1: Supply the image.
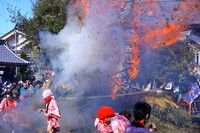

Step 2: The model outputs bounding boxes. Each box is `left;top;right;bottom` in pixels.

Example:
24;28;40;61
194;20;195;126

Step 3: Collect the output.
188;103;192;116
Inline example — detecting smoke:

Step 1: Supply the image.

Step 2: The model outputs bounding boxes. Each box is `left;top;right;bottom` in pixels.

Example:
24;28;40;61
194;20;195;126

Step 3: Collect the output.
38;0;128;132
39;0;126;94
16;0;199;132
0;89;46;133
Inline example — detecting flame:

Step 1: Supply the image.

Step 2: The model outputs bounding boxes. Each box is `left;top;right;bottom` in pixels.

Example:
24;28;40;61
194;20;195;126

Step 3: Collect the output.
71;0;90;18
109;0;125;10
128;40;141;79
148;24;185;49
69;0;200;95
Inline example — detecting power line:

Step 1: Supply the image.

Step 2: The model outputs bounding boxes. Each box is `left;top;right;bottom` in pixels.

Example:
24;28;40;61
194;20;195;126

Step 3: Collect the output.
59;89;156;100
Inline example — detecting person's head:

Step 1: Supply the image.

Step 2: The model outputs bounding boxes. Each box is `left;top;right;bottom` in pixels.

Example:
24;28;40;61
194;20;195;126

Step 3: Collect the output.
18;80;23;84
42;89;53;99
97;106;115;123
119;110;132;120
12;82;17;86
35;83;40;88
133;102;151;124
23;83;27;88
6;92;15;100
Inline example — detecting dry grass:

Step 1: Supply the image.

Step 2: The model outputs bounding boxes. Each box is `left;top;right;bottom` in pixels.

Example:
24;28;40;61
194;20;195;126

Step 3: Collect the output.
143;94;196;131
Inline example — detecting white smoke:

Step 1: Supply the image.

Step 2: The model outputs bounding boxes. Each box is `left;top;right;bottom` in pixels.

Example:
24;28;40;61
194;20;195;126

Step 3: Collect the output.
38;1;127;131
39;1;125;92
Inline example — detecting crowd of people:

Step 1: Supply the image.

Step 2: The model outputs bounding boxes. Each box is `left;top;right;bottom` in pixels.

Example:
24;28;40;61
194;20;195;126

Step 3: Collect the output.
0;80;43;101
0;79;157;133
94;102;156;133
0;79;61;133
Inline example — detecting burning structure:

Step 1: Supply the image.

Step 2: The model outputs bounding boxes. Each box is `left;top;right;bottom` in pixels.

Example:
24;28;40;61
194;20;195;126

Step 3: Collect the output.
41;0;200;93
37;0;200;132
1;0;199;132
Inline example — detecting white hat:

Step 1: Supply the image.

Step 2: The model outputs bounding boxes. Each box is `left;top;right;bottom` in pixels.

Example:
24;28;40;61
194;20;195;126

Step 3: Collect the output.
42;89;53;99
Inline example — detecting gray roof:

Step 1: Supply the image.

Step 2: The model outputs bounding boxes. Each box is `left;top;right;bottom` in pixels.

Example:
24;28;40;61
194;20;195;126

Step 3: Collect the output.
188;35;200;45
0;43;30;66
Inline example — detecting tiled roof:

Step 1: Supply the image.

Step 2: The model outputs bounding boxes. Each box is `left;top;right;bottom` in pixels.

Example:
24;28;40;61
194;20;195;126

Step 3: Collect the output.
188;34;200;45
0;43;30;66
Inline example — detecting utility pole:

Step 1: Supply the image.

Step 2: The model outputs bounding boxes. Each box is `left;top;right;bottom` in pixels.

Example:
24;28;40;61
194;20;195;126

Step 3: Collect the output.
15;30;18;78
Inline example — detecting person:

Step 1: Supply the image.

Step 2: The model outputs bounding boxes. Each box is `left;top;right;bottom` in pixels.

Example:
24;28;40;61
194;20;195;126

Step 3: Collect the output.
19;83;28;100
177;85;182;104
32;82;40;93
0;93;17;112
94;106;130;133
0;92;17;121
39;89;61;133
0;92;18;133
10;82;20;99
119;110;132;121
124;102;156;133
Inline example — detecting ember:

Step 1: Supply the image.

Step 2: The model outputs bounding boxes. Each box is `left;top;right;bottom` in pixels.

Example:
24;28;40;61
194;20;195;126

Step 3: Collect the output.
38;0;200;132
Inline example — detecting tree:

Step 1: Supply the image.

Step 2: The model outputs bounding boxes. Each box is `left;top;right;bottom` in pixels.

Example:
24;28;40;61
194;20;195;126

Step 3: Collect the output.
33;0;67;34
18;51;34;81
8;0;68;79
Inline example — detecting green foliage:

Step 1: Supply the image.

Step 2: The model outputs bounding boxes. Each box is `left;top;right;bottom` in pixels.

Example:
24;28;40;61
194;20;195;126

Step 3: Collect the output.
8;0;68;79
33;0;67;34
8;0;67;40
17;51;34;81
136;41;195;86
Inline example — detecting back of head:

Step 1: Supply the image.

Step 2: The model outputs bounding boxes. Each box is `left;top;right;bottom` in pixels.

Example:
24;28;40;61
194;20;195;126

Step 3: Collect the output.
119;110;132;120
133;102;151;120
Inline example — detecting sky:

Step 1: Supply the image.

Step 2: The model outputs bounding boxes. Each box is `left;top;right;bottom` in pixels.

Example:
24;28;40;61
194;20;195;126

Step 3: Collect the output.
0;0;36;36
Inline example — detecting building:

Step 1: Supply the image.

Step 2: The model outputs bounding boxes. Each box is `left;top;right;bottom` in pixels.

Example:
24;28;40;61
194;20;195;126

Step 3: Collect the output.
0;25;30;56
0;39;30;83
184;24;200;77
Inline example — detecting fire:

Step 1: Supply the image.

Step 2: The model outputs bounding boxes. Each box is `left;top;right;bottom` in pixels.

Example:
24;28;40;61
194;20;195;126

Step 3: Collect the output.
109;0;125;10
69;0;200;95
128;40;141;79
70;0;90;18
147;24;185;49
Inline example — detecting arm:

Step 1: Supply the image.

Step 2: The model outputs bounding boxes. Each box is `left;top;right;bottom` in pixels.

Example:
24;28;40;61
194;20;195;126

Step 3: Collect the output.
46;99;61;119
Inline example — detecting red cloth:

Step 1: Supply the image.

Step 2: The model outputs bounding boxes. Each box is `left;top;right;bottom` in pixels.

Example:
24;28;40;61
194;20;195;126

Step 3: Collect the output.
44;98;61;130
94;118;113;133
44;96;53;104
110;115;131;133
133;120;145;127
0;98;17;111
97;106;115;120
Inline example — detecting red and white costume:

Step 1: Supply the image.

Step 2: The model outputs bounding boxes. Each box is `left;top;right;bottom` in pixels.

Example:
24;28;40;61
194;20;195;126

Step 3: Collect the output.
94;106;130;133
0;98;17;111
94;118;113;133
0;97;17;122
110;114;130;133
42;89;61;132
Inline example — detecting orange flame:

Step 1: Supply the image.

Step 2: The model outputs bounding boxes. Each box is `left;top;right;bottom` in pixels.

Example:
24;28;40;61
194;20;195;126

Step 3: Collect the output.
71;0;90;18
69;0;200;95
148;24;185;49
128;40;141;79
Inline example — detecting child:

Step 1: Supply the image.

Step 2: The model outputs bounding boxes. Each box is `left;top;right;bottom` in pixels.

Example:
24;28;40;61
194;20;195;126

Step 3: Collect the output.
39;89;61;133
94;106;130;133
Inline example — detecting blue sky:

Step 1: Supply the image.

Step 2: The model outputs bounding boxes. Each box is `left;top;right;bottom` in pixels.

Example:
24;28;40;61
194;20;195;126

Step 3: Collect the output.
0;0;36;36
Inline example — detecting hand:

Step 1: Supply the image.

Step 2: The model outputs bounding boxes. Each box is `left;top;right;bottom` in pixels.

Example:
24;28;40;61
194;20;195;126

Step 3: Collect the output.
39;109;44;113
20;97;24;101
149;122;157;132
